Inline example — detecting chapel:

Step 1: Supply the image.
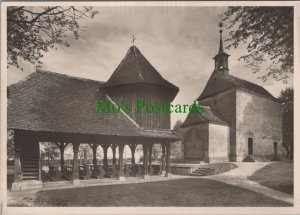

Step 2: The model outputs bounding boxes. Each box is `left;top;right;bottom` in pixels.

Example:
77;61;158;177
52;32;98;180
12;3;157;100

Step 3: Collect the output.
181;25;283;162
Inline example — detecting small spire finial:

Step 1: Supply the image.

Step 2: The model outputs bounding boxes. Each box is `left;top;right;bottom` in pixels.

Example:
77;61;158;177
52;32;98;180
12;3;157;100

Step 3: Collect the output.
131;35;136;46
218;22;224;53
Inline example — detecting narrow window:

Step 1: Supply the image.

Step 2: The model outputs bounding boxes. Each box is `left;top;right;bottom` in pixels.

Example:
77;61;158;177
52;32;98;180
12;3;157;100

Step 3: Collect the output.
274;142;278;156
248;138;253;155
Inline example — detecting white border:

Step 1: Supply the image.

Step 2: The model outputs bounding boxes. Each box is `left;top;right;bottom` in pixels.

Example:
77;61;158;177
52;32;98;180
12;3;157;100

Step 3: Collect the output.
1;1;299;215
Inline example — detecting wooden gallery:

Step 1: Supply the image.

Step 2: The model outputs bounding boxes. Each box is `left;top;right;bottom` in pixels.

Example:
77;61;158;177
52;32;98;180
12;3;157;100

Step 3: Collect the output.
8;45;181;190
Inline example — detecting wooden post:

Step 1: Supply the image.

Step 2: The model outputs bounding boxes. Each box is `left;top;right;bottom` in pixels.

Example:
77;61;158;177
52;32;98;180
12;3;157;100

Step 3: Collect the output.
118;143;125;181
59;143;65;169
112;144;117;165
143;143;149;179
13;131;22;182
161;143;166;176
72;142;80;185
102;145;109;171
92;144;98;166
165;142;171;177
148;143;153;175
14;146;22;183
130;144;136;165
91;144;99;178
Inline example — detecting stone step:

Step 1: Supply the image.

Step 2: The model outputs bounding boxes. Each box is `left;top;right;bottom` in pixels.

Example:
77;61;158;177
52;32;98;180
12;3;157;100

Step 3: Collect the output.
194;169;211;173
23;172;39;175
22;176;39;180
23;169;39;172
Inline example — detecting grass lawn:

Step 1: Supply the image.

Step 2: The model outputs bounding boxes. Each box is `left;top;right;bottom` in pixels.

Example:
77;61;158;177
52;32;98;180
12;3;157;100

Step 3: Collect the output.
33;178;291;207
248;161;293;195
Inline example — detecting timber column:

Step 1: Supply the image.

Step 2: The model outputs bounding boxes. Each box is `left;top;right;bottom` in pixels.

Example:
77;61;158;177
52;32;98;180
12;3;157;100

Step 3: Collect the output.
165;142;171;177
148;143;153;175
118;143;125;181
130;144;136;165
142;143;149;179
102;144;109;171
112;144;117;166
161;143;166;176
72;142;80;185
13;132;22;183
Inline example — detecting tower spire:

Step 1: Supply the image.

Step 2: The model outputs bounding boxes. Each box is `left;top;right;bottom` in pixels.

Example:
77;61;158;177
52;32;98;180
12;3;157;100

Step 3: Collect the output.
218;22;224;53
213;21;230;73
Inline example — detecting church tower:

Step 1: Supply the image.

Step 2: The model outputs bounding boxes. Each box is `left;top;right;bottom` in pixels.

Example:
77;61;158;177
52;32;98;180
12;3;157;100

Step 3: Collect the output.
101;45;179;130
213;22;230;75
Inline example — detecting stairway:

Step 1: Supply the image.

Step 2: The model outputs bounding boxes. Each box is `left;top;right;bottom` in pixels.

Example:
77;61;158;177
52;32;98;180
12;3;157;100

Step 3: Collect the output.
190;167;213;176
21;143;40;180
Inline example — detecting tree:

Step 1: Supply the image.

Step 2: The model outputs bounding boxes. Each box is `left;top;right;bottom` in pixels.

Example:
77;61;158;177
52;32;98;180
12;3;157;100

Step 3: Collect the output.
171;120;183;159
222;7;293;82
40;142;60;165
278;87;293;159
7;6;98;70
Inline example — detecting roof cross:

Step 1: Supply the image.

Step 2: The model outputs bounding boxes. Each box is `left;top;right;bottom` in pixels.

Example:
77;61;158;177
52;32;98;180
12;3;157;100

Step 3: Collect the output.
131;35;136;46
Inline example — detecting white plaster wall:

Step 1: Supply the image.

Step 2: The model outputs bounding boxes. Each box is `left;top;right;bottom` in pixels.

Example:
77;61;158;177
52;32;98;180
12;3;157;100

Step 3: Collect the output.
208;123;230;162
236;91;283;161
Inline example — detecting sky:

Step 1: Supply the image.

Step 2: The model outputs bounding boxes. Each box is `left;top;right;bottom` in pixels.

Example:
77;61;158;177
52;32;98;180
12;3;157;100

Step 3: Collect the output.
8;6;293;127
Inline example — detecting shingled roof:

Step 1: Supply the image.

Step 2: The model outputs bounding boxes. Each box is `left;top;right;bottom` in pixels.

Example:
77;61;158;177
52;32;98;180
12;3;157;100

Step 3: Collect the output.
181;106;229;128
102;46;178;91
197;71;278;102
8;70;180;140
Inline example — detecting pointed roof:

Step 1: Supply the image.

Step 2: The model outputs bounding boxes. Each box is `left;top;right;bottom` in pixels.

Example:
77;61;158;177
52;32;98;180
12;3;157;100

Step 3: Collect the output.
197;71;278;102
181;106;229;128
7;70;180;141
102;46;178;91
213;29;229;59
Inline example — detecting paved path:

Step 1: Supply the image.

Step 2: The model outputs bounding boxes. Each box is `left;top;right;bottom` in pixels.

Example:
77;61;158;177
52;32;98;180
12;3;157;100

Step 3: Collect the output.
205;162;294;205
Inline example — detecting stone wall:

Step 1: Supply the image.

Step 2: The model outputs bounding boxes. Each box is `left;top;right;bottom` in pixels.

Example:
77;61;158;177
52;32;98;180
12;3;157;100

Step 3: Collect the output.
236;90;283;161
181;123;209;162
200;89;237;161
208;123;230;162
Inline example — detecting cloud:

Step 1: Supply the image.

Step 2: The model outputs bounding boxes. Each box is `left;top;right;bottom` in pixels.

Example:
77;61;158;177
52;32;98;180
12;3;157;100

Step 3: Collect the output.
7;6;293;127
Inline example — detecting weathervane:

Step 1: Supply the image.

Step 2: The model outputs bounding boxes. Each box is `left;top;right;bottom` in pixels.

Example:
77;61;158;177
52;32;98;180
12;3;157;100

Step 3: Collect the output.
131;35;136;46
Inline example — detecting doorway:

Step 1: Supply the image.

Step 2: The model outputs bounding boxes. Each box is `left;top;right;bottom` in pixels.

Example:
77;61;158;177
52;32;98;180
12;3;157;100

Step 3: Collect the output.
248;138;253;155
274;142;278;156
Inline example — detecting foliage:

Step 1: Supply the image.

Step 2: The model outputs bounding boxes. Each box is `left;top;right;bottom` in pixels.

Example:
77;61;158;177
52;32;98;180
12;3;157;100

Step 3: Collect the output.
222;7;293;82
171;120;183;159
7;6;98;70
40;142;60;165
79;144;93;163
278;87;293;159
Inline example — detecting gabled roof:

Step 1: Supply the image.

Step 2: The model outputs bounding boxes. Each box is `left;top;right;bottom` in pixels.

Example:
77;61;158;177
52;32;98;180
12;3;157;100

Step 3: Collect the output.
197;71;278;102
181;106;229;128
8;70;180;140
8;70;141;136
102;46;178;91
